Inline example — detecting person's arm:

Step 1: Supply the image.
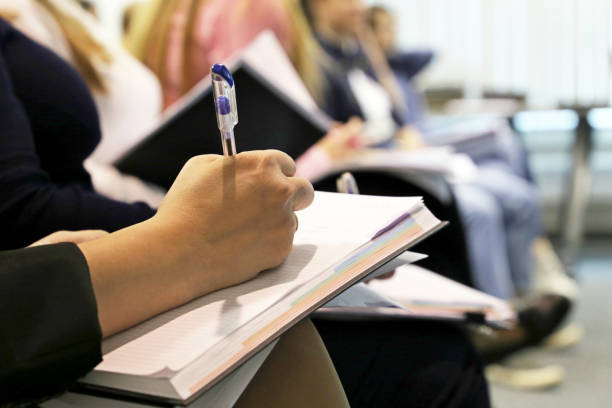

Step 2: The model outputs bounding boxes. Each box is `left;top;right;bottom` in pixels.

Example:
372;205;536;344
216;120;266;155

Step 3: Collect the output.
0;242;102;405
0;150;313;404
81;150;314;337
0;25;156;250
295;118;363;180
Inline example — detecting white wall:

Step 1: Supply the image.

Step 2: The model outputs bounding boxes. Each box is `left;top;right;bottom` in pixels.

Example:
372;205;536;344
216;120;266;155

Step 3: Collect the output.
370;0;612;109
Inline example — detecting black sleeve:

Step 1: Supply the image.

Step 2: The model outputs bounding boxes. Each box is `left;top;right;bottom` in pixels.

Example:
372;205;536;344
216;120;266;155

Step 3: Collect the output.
0;243;102;406
0;23;156;250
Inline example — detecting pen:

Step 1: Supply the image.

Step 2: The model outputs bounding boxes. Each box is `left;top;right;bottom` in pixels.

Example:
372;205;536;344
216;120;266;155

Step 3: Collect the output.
211;64;238;156
336;172;359;194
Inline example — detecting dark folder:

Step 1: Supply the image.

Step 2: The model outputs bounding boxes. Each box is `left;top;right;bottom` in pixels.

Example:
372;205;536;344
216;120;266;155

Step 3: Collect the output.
115;63;327;190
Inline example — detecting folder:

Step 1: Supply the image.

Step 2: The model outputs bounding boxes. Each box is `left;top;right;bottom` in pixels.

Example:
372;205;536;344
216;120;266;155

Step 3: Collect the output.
114;31;329;190
78;192;445;404
315;266;516;328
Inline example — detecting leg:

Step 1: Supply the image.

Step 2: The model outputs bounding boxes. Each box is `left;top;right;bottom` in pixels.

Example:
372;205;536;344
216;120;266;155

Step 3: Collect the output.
453;183;515;299
313;319;491;408
234;319;349;408
473;164;541;294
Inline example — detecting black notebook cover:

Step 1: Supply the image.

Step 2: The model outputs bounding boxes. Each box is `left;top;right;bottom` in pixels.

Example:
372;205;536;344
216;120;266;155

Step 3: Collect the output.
115;64;327;189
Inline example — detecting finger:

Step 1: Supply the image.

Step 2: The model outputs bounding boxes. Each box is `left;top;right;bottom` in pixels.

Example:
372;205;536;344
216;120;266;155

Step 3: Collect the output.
70;230;109;244
287;177;315;211
347;117;364;132
265;150;296;177
28;229;108;247
189;154;221;166
240;150;297;177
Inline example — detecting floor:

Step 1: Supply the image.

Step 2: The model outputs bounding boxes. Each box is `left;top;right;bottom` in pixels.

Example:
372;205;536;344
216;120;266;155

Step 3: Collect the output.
490;238;612;408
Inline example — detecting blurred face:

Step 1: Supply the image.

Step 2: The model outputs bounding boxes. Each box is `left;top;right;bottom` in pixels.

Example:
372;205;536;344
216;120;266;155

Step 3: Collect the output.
371;10;395;53
313;0;366;37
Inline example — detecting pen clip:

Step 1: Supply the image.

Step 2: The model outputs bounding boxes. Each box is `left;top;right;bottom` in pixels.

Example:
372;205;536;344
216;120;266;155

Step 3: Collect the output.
211;64;238;130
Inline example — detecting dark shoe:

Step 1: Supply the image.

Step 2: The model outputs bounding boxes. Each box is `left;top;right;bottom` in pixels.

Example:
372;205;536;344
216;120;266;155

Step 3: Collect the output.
471;294;572;364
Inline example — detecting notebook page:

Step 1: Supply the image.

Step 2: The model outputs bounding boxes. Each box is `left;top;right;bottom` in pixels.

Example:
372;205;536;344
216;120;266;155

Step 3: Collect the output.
97;192;420;376
296;192;422;245
98;242;350;376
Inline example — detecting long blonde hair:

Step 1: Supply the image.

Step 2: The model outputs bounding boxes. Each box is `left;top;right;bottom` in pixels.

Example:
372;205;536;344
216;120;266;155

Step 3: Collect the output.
124;0;206;97
0;0;112;93
282;0;324;103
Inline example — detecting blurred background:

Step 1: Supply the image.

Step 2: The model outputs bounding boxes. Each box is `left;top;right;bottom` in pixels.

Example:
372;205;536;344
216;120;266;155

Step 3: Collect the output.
82;1;612;406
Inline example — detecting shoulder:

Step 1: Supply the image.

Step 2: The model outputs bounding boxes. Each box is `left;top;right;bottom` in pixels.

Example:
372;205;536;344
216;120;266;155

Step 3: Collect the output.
0;16;14;37
0;0;73;61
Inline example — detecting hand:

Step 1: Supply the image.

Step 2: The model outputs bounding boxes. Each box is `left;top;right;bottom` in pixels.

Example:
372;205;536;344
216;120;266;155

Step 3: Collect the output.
154;150;315;293
28;230;109;247
78;150;314;336
317;117;363;161
396;125;426;150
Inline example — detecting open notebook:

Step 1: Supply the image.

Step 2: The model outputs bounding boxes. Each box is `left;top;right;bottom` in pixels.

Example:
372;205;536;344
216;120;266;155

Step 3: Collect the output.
79;192;445;404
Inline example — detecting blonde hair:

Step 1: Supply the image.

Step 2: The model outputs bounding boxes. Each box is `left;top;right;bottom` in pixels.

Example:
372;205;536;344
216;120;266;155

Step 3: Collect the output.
124;0;206;97
125;0;326;103
0;8;19;21
38;0;112;93
281;0;325;103
0;1;112;92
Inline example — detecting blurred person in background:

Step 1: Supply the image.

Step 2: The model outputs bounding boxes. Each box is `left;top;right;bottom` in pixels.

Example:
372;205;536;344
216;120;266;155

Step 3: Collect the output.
367;4;580;302
124;0;321;109
298;2;581;374
302;0;549;301
364;3;583;377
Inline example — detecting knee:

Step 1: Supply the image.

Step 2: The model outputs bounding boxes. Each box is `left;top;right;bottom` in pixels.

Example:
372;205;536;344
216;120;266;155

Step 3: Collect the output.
505;182;540;225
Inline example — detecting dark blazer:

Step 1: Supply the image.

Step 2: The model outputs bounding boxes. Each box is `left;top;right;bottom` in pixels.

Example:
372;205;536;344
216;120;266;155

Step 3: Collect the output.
0;243;102;406
0;19;155;250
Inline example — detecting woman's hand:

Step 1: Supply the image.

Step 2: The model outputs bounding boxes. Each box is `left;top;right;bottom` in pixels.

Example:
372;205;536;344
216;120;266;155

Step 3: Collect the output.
317;117;363;161
155;150;315;291
79;150;314;336
396;125;426;150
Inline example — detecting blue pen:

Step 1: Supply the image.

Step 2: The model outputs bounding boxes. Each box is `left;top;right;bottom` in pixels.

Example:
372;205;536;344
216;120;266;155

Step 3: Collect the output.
211;64;238;156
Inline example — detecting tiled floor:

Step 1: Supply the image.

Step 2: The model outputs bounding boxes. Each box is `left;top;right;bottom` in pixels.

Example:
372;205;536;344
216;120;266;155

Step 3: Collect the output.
490;239;612;408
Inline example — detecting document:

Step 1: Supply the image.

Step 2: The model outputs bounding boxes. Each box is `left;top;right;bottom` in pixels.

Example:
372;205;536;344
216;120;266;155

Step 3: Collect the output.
80;192;444;404
366;264;516;325
308;147;478;184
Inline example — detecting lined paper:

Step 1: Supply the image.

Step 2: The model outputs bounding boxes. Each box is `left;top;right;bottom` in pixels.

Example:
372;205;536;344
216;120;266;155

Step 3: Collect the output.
97;192;422;376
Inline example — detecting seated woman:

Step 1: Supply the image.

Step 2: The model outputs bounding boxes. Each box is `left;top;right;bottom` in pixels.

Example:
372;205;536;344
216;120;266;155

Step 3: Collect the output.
301;0;542;300
368;4;579;301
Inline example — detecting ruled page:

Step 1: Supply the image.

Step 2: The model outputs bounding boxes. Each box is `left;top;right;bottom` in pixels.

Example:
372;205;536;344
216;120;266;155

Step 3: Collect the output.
95;192;424;376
